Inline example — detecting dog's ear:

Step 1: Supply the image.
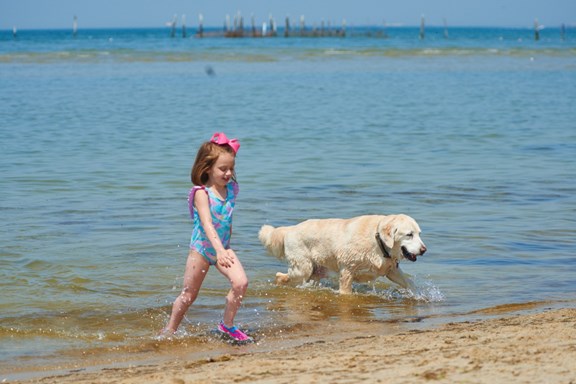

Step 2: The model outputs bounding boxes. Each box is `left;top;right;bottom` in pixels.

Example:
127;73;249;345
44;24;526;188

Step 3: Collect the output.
381;221;397;249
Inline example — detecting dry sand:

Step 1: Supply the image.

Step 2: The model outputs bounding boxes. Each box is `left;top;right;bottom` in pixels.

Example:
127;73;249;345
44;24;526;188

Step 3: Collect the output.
15;307;576;383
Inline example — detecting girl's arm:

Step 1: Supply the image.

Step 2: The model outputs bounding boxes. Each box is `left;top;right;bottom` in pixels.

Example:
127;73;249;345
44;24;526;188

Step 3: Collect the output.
194;190;234;268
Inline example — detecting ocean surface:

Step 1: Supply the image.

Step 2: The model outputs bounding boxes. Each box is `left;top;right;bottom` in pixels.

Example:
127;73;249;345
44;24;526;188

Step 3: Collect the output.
1;26;575;379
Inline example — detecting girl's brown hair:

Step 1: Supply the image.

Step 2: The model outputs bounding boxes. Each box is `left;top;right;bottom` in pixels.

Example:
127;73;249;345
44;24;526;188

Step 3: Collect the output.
191;142;237;186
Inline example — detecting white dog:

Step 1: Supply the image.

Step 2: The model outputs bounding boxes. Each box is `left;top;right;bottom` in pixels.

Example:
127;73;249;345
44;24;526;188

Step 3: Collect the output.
258;214;427;294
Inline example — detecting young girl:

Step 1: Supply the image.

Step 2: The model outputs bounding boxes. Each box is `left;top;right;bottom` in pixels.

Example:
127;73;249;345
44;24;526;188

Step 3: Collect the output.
161;132;251;342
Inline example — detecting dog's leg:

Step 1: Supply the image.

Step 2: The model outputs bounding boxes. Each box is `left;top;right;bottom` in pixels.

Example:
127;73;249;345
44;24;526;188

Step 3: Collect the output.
280;257;314;287
386;267;416;292
338;269;354;294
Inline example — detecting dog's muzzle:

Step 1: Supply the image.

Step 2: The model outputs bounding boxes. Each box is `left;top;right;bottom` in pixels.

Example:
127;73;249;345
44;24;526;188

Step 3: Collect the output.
402;244;427;262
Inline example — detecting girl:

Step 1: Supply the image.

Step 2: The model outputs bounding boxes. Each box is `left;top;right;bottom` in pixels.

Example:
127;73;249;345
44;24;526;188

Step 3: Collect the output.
161;132;251;342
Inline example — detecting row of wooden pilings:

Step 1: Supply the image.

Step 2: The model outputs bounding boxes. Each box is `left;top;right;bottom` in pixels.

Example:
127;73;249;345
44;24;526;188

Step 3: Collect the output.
169;13;346;38
168;14;569;41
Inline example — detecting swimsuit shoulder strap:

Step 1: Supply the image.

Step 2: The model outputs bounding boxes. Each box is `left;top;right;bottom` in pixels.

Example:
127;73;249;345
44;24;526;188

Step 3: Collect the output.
188;186;206;218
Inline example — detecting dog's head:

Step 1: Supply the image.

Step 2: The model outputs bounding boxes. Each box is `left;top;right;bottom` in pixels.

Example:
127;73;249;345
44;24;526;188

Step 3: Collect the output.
377;214;427;262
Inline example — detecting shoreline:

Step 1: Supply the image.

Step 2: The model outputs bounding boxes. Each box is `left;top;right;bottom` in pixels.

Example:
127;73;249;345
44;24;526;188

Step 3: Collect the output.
9;306;576;383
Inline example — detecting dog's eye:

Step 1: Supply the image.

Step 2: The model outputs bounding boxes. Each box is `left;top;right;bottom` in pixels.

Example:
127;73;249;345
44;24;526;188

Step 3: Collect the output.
406;233;414;238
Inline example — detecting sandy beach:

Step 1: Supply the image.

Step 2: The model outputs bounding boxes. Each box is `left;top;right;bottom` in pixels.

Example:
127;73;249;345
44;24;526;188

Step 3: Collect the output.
12;307;575;384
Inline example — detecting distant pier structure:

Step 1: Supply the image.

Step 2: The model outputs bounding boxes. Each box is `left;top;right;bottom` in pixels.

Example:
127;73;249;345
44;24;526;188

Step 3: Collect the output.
162;12;571;41
190;13;345;38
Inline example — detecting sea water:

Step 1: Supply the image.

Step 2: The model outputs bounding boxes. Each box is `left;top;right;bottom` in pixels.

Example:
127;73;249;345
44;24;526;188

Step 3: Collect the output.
1;26;575;376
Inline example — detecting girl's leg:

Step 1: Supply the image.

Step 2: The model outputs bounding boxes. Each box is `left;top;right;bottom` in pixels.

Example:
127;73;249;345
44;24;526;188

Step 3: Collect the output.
216;249;248;327
164;251;210;333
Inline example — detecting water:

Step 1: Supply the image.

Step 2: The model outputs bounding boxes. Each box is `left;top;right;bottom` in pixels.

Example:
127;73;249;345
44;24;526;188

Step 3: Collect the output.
1;26;575;378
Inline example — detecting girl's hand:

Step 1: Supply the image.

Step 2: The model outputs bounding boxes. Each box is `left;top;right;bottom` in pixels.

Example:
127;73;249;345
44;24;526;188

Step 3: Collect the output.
217;249;235;268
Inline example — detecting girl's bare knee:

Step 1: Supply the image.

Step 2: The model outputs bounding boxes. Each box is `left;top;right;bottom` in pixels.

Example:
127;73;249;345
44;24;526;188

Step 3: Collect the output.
235;277;248;292
179;287;197;306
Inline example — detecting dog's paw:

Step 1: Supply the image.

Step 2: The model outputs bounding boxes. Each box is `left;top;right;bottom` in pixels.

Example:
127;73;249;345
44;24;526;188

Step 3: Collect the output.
275;272;290;285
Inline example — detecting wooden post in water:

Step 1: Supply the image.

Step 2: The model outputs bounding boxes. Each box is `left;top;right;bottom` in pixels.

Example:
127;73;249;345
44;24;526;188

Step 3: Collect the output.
300;15;305;36
268;14;274;36
170;14;177;38
284;16;290;37
381;19;388;38
419;15;425;40
341;19;346;37
251;14;256;37
443;18;449;38
72;15;78;37
239;12;244;37
12;26;17;39
534;19;540;41
181;14;187;38
225;14;230;33
198;14;204;38
561;23;566;40
230;11;245;37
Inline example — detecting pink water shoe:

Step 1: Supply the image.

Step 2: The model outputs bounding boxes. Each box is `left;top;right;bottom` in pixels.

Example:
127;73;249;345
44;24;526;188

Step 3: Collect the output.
217;322;252;342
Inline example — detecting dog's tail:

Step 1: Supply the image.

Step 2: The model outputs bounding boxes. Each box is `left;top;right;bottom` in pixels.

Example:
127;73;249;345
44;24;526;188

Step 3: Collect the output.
258;225;287;259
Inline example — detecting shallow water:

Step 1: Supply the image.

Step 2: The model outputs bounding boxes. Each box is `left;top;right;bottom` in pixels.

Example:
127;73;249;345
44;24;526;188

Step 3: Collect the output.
1;26;575;378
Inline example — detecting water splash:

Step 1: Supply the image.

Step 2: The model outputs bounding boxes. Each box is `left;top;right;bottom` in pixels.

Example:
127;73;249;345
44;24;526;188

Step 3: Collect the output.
366;275;445;303
413;278;445;303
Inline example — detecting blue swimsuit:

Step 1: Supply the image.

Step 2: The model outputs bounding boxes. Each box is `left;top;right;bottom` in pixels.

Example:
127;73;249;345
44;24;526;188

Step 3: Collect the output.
188;181;238;265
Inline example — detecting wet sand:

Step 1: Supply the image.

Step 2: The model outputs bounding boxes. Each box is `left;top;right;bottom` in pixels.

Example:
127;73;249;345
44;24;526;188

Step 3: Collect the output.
11;307;576;384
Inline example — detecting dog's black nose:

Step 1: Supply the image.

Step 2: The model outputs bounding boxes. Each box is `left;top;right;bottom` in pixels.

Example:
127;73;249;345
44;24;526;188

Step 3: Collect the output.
420;245;427;255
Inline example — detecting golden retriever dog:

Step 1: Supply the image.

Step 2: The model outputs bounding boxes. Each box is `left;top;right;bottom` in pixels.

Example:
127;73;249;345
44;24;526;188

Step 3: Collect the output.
258;214;427;294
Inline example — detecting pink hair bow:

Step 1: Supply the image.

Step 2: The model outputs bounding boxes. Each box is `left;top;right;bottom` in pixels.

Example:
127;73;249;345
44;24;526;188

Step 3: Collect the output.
210;132;240;154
